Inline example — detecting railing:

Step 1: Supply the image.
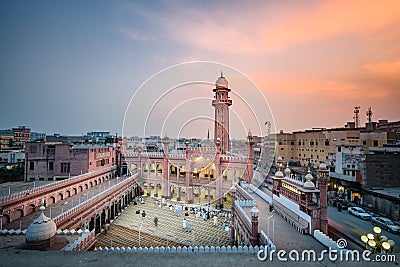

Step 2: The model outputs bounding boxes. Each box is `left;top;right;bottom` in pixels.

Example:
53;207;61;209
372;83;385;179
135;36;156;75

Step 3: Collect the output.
95;245;263;254
53;173;138;228
235;184;254;201
0;166;116;205
234;201;251;234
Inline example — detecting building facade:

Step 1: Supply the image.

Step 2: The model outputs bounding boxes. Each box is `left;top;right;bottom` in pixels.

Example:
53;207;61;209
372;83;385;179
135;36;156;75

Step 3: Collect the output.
25;142;116;181
272;120;399;169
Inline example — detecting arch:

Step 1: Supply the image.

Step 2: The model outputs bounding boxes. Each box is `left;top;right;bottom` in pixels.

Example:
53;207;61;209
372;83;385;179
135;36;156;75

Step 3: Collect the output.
199;167;208;179
122;163;128;175
235;169;245;181
156;163;162;174
28;203;36;214
57;193;64;202
84;183;88;190
79;185;83;192
102;176;105;182
192;168;199;179
47;196;55;205
73;188;78;195
179;165;186;177
170;165;177;176
223;168;233;180
130;163;138;172
98;177;101;184
209;169;215;179
94;180;98;186
66;190;71;198
12;209;24;221
142;163;149;172
2;214;10;225
90;181;94;188
150;163;156;172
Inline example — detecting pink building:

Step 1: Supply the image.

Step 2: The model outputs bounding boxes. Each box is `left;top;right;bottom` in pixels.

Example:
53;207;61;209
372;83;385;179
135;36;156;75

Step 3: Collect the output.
25;142;116;181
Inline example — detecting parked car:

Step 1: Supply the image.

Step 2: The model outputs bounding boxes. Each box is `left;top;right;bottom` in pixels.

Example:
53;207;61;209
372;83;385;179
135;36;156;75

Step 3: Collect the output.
333;198;348;210
372;217;400;233
348;207;371;220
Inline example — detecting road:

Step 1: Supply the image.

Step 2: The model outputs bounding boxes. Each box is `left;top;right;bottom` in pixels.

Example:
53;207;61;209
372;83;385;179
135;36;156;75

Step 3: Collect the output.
328;205;400;253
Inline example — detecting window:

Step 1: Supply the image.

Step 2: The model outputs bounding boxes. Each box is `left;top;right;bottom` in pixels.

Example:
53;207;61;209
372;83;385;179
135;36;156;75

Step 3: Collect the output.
29;161;34;170
49;162;53;171
373;140;378;146
338;147;342;152
61;163;70;173
29;145;37;153
363;140;367;145
325;140;329;146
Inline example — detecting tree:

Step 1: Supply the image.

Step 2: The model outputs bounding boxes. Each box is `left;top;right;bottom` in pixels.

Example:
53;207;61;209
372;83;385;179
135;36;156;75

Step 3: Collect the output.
104;136;113;144
8;138;13;148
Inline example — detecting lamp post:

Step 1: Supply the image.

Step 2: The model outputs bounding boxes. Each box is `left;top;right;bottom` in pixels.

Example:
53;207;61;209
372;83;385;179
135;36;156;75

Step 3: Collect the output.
61;202;68;214
0;206;3;231
268;210;275;244
361;226;395;253
138;217;144;247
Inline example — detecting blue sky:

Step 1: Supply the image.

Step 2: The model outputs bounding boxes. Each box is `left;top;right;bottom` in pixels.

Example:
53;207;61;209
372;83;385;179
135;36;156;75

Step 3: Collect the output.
1;1;399;138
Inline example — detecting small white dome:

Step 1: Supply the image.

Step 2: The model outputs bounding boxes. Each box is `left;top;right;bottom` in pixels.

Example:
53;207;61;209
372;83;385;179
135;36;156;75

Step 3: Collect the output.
303;180;316;190
26;205;56;243
305;169;313;180
275;170;284;178
216;76;228;88
319;162;328;171
284;163;291;176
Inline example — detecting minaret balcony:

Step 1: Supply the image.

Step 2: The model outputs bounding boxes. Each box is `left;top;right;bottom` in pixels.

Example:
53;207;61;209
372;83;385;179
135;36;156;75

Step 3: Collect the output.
212;99;232;106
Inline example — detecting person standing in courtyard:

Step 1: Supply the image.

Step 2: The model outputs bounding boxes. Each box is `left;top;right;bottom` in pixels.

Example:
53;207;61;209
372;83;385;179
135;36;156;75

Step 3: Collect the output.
154;216;158;227
182;218;187;230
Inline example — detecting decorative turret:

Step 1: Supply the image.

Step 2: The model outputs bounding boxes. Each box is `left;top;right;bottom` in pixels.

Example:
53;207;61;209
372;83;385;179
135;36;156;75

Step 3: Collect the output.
303;168;316;190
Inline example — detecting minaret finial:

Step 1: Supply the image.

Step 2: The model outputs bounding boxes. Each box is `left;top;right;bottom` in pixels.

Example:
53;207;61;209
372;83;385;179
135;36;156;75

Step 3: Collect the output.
221;70;223;77
207;129;210;140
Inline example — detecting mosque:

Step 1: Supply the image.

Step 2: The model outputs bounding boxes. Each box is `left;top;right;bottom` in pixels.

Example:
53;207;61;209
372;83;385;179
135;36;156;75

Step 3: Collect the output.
122;73;255;209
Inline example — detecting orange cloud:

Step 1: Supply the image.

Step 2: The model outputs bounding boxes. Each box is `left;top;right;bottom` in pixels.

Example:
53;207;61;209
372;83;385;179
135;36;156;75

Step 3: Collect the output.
164;0;400;53
252;75;388;100
363;59;400;78
262;0;400;50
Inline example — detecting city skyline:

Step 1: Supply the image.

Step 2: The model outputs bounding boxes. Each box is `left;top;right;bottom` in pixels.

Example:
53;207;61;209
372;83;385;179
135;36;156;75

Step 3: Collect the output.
1;1;399;138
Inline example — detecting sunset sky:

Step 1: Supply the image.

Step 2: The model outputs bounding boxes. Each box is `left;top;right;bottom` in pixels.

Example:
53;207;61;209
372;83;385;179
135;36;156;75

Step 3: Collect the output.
1;1;399;138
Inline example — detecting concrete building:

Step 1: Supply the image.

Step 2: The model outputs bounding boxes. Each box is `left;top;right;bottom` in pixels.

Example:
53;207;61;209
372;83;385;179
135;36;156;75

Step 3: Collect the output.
25;142;116;181
86;131;111;143
12;126;31;149
30;132;46;142
328;145;400;219
272;119;399;169
0;150;25;168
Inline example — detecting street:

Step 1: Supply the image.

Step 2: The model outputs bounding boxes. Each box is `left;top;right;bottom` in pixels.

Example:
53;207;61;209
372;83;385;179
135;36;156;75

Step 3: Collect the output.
328;205;400;253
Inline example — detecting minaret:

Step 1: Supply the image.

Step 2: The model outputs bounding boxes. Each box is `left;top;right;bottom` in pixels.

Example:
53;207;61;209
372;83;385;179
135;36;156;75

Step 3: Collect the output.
212;72;232;154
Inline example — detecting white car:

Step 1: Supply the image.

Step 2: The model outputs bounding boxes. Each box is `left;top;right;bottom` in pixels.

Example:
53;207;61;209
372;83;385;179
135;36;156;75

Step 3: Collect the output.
348;207;371;220
372;217;400;233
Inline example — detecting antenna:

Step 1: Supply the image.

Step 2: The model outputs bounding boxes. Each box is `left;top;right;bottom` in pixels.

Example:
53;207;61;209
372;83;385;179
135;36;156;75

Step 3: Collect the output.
366;106;373;123
353;106;360;128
